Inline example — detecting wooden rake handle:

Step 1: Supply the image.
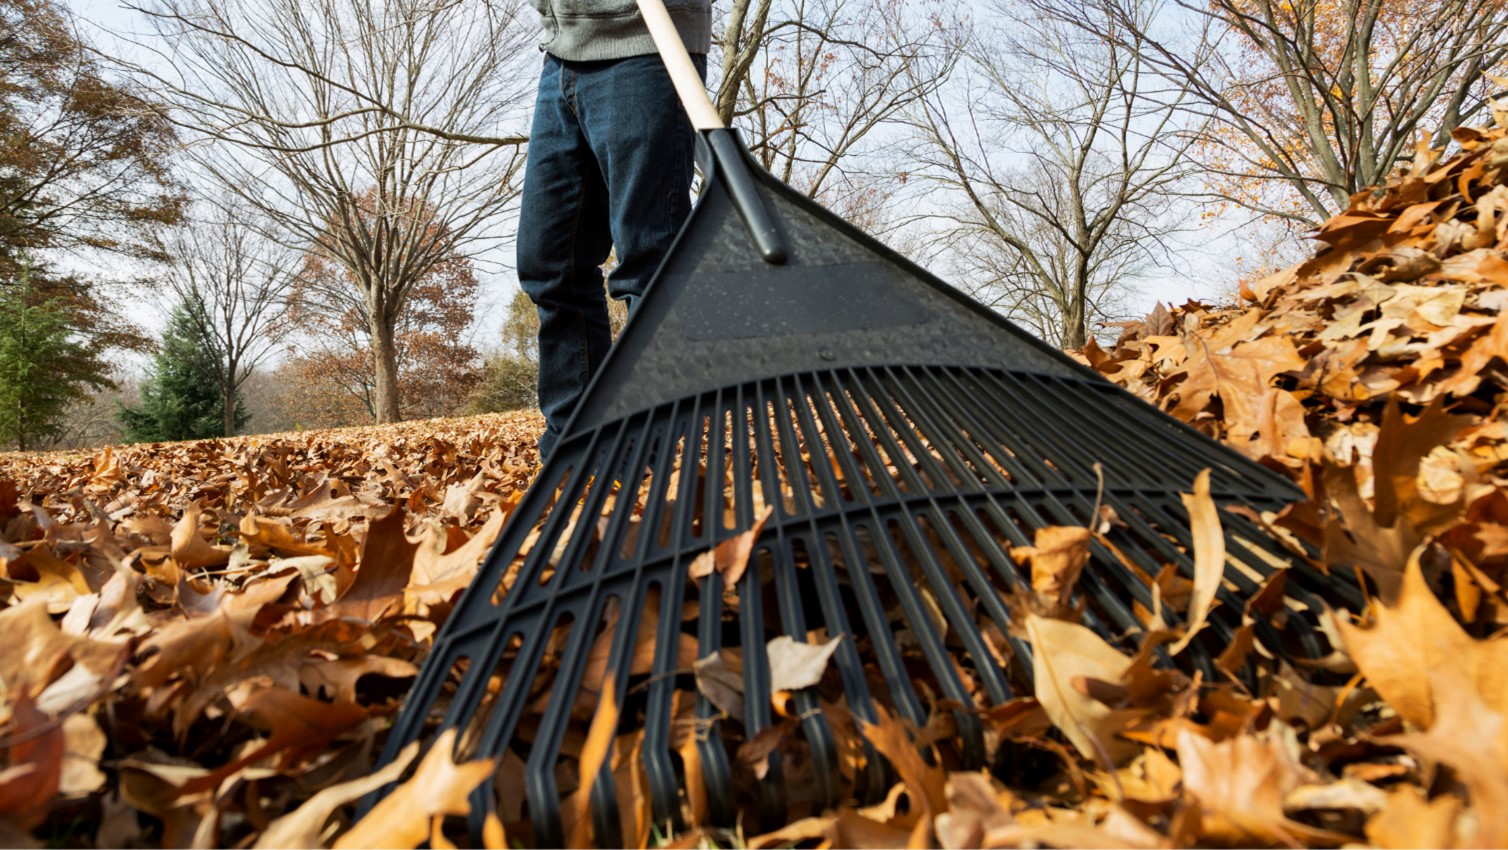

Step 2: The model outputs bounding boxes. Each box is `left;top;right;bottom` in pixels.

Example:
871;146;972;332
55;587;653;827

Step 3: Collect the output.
636;0;724;130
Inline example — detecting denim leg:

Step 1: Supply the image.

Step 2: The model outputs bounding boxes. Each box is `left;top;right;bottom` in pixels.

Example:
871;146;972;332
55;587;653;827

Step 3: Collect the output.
517;56;614;458
574;54;703;309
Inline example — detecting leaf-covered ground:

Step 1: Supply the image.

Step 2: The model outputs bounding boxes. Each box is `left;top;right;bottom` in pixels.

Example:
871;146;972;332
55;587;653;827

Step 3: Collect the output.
3;120;1508;848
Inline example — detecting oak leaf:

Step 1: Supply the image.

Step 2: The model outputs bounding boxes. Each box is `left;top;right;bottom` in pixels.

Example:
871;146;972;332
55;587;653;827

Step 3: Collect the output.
1011;525;1090;611
1336;555;1508;730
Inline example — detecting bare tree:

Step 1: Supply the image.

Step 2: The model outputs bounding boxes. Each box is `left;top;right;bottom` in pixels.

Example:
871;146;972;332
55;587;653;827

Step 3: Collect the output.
907;0;1195;349
158;194;297;436
1038;0;1508;227
117;0;531;422
714;0;959;229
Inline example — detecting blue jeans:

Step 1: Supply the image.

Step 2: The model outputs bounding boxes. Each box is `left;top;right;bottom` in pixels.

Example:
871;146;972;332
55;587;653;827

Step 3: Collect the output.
517;53;704;458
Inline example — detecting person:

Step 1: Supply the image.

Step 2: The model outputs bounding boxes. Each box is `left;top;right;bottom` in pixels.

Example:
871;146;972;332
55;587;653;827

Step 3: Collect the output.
518;0;712;458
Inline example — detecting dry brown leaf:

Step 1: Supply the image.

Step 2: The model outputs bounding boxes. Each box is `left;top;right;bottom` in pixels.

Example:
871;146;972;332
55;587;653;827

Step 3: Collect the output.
767;634;843;692
255;741;419;848
855;704;946;848
1175;727;1350;845
688;504;774;588
1337;554;1508;730
169;501;234;569
58;714;107;798
563;677;620;849
334;730;495;849
0;696;63;830
412;506;506;586
693;650;745;718
333;506;418;621
1365;786;1463;849
1023;612;1143;765
1171;469;1222;655
1012;525;1091;611
1382;668;1508;847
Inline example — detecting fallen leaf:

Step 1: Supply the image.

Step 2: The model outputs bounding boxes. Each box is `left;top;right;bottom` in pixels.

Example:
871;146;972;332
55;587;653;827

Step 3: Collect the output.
1176;726;1349;845
170;501;233;569
255;741;419;848
1364;786;1463;849
688;504;774;588
58;714;107;798
1336;555;1508;730
334;729;496;849
1023;612;1143;765
767;634;843;692
694;650;745;718
1012;525;1091;611
1171;469;1223;655
0;695;63;829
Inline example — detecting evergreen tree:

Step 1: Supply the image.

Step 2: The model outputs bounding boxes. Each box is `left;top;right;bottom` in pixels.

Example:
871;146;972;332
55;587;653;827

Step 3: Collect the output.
119;302;246;442
0;264;112;451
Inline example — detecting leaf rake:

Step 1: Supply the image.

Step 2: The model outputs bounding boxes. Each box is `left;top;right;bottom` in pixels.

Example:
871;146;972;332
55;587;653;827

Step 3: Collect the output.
366;4;1364;843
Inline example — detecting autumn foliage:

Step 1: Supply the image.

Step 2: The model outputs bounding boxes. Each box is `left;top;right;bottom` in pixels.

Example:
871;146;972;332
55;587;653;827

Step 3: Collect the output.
1;121;1508;847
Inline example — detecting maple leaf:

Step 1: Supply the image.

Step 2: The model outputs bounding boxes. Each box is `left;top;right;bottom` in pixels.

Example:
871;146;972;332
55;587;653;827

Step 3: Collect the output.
1175;726;1351;845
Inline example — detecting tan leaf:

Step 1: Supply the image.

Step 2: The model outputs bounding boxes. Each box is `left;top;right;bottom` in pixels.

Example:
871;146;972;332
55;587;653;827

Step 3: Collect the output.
1364;786;1463;849
1023;613;1142;765
58;713;105;798
855;704;946;846
334;506;418;621
0;696;63;829
1011;525;1091;610
255;741;419;849
412;506;506;586
1175;727;1349;845
563;677;620;848
767;634;843;692
334;730;496;849
693;650;745;718
1336;555;1508;730
1171;469;1223;655
1382;668;1508;847
170;501;233;569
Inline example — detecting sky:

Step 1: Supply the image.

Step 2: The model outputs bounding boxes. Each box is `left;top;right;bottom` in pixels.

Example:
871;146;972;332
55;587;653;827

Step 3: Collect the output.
65;0;1261;376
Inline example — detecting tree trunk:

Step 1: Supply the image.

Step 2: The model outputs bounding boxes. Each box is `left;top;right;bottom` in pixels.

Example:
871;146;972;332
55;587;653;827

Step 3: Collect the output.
223;384;237;437
371;314;402;423
1063;298;1087;350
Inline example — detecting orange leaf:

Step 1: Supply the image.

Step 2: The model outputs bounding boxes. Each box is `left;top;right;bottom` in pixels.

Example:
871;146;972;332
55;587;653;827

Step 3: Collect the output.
334;729;496;849
1171;469;1223;655
688;504;774;588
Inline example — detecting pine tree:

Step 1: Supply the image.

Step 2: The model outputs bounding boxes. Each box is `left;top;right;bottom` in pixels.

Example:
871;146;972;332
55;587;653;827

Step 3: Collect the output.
0;265;111;451
119;302;247;442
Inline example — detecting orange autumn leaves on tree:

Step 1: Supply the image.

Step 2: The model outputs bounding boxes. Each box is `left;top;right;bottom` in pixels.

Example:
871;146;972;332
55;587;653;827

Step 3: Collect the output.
1191;0;1508;225
285;189;484;426
285;222;482;427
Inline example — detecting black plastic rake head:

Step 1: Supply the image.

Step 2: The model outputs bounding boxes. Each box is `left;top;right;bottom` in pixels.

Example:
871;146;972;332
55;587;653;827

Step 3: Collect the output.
370;130;1363;846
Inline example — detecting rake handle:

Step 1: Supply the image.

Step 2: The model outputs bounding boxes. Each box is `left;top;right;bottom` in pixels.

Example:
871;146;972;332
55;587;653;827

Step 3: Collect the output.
636;0;724;130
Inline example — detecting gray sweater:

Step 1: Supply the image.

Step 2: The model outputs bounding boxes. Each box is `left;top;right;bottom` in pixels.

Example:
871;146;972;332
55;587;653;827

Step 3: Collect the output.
528;0;712;61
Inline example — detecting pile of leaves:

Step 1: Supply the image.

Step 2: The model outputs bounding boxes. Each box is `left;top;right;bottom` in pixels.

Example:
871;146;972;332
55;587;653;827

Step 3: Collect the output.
1080;120;1508;625
1;121;1507;849
0;413;541;847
